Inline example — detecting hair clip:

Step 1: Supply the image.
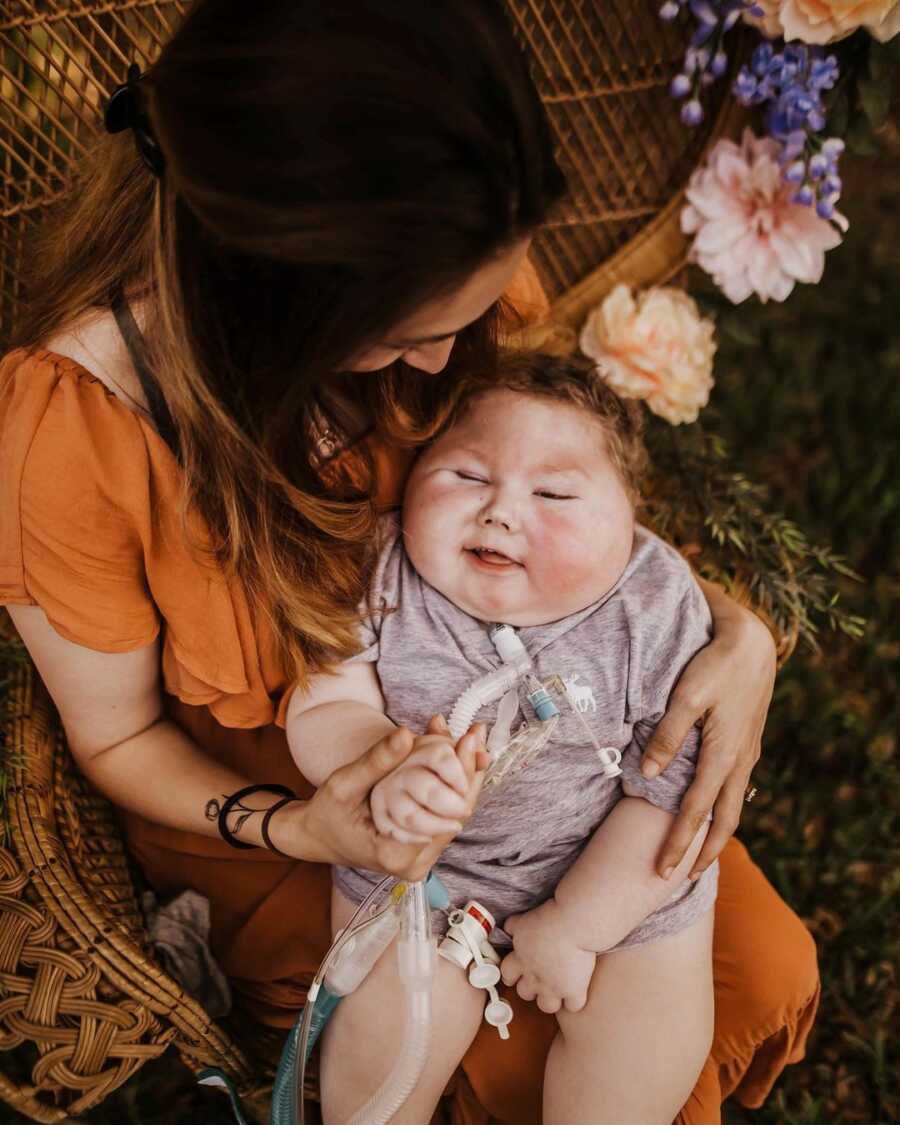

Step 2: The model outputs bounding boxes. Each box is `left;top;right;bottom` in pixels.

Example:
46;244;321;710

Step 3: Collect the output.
104;62;165;178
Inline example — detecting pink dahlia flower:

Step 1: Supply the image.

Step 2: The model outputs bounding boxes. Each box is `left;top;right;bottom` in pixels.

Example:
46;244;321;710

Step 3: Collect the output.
681;128;847;304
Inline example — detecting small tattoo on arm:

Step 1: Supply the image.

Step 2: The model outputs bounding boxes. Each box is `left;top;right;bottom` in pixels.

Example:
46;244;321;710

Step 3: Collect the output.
207;794;263;838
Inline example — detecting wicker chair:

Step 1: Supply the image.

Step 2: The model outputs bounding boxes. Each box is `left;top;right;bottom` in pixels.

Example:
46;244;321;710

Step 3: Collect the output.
0;2;748;1119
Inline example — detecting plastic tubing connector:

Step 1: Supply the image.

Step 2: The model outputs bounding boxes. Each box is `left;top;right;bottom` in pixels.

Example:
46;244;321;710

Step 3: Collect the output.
447;626;532;742
346;881;435;1125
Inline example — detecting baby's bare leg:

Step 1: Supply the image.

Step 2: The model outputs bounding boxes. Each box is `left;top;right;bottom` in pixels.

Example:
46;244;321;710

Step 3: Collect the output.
320;888;485;1125
544;911;714;1125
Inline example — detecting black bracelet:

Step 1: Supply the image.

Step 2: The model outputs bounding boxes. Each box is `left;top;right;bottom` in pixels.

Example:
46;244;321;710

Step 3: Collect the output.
261;796;302;857
217;784;296;851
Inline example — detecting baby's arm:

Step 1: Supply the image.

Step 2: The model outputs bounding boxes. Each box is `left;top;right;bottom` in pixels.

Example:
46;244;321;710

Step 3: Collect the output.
286;664;480;845
286;661;395;786
501;794;707;1012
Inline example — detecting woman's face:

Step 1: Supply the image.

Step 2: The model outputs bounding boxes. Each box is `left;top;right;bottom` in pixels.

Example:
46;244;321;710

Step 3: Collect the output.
345;237;532;375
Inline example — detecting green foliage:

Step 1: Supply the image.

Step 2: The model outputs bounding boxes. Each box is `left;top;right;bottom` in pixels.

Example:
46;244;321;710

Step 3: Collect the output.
826;29;899;155
644;417;866;653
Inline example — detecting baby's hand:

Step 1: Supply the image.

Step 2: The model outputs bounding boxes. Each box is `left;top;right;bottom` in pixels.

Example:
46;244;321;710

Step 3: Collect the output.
501;900;596;1014
370;721;473;845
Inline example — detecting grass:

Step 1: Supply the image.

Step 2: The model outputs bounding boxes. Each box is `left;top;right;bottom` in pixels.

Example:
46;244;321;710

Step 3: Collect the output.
2;123;899;1125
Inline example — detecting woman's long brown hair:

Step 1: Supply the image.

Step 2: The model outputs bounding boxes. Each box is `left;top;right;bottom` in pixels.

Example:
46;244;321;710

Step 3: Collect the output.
11;0;565;686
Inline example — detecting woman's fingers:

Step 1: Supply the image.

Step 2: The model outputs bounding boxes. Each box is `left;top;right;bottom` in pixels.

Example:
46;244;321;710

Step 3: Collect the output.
655;749;732;875
640;694;705;780
689;751;758;878
329;725;414;804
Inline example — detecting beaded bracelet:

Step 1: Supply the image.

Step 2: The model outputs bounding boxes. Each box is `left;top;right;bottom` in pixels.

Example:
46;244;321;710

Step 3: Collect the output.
217;783;296;851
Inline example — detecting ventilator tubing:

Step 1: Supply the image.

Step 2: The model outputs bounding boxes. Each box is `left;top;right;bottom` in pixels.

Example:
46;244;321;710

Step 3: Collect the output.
447;626;532;741
347;881;436;1125
296;875;396;1125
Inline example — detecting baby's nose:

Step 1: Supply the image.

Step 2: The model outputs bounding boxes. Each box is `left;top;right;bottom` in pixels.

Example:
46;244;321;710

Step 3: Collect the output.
478;506;514;531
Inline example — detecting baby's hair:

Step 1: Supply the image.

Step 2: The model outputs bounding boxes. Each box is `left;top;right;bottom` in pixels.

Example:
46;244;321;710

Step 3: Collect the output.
434;350;648;503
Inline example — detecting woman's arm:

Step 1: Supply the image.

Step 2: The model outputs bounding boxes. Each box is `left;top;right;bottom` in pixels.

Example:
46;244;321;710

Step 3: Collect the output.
6;606;283;839
6;604;472;877
639;578;776;879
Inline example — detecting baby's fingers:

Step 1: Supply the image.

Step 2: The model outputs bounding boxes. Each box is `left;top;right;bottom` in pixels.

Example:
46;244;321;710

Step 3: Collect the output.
562;990;588;1014
536;993;562;1015
381;823;432;846
385;790;464;840
422;742;471;796
403;766;470;819
500;950;523;988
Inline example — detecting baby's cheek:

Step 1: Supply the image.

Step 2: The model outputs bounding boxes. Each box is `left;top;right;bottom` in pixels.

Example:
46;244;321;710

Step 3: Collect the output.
528;515;598;589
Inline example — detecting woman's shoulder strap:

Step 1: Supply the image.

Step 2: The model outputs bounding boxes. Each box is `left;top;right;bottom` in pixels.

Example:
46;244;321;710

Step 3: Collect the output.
109;286;181;459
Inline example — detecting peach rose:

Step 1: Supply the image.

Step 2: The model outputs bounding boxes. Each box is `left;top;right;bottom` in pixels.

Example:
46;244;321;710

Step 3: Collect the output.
579;284;716;425
745;0;900;42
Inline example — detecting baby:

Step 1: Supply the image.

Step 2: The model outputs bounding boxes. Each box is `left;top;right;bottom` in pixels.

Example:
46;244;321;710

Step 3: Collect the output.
287;353;718;1124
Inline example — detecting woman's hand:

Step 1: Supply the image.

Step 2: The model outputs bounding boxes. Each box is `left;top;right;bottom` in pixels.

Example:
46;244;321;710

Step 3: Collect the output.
640;584;776;879
286;715;487;881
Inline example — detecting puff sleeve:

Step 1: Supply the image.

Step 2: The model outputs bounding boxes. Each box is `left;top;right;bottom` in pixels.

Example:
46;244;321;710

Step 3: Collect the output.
0;350;160;651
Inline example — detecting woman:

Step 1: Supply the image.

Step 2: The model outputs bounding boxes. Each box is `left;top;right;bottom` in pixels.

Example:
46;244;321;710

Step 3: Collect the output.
0;2;818;1121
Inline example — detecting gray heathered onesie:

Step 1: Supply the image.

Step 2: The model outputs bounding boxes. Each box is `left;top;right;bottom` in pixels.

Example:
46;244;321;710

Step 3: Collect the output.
334;513;718;950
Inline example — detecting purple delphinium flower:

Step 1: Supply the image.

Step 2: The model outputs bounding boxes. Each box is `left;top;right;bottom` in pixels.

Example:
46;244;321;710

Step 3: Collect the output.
671;73;692;97
682;99;705;125
733;42;842;215
784;160;806;184
661;0;762;125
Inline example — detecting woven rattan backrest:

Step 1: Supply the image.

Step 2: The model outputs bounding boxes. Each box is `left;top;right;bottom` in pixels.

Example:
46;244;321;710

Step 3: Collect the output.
0;1;187;347
0;0;740;350
507;2;719;298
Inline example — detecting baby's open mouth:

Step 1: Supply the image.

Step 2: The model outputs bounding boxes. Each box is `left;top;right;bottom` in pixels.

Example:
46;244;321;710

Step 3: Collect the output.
467;547;522;567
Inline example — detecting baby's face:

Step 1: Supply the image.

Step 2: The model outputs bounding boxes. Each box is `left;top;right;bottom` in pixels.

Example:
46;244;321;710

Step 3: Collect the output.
402;390;635;626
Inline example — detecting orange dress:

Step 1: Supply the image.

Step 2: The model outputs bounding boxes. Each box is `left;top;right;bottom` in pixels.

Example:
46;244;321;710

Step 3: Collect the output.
0;303;818;1124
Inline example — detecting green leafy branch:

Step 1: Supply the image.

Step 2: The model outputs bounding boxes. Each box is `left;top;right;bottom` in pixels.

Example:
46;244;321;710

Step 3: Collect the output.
642;417;867;654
